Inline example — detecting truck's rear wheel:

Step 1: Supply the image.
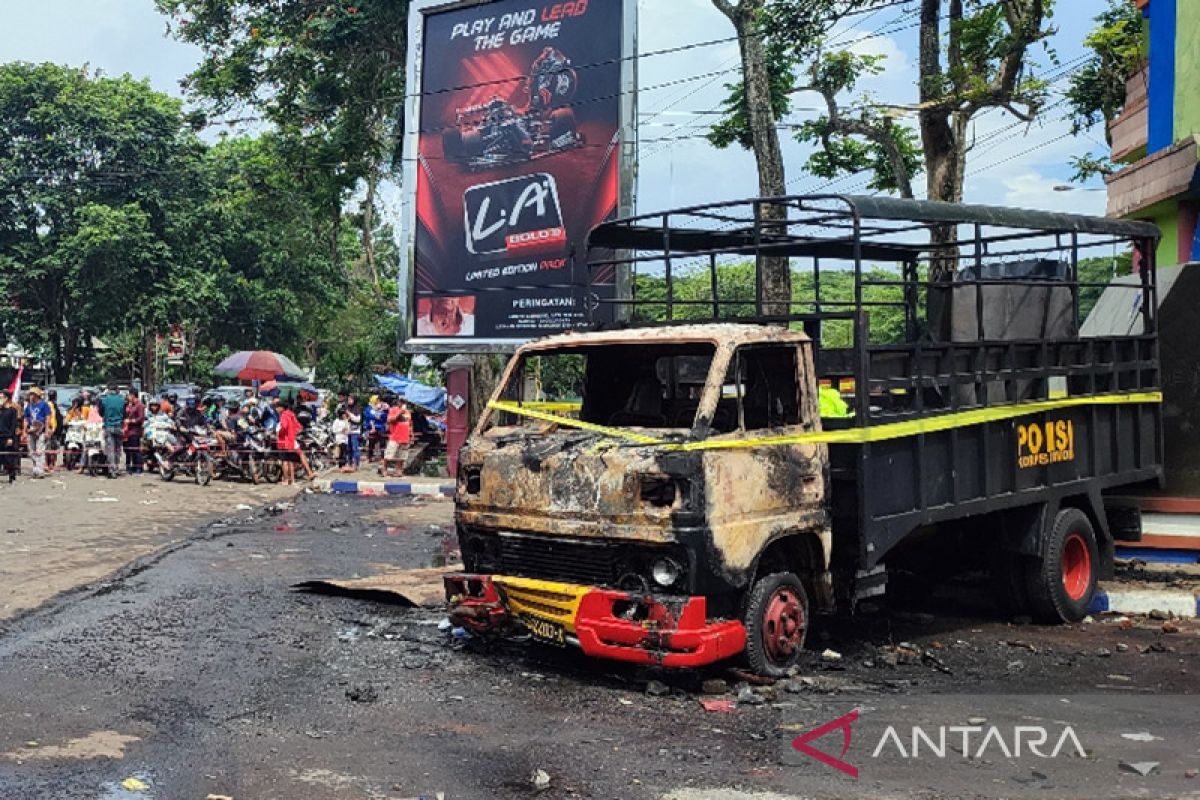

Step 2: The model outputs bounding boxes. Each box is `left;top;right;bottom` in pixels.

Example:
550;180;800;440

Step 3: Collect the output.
1025;508;1098;623
743;572;808;677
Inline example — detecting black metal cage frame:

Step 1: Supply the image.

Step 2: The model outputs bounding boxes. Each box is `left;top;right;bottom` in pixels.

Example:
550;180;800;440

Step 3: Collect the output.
584;195;1162;426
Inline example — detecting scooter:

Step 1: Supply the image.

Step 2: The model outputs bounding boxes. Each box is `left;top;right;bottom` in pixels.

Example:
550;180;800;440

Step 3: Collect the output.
82;422;108;477
64;418;86;471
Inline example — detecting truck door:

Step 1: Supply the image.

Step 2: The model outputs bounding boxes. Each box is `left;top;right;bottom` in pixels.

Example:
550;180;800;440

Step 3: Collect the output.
701;343;827;576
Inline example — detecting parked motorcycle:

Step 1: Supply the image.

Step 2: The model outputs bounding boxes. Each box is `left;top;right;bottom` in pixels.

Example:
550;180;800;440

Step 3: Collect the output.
299;419;335;473
160;426;214;486
239;423;281;484
64;418;87;471
83;421;108;477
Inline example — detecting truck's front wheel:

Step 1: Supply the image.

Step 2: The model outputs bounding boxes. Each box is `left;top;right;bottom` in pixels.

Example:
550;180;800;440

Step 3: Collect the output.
743;572;809;677
1025;508;1099;623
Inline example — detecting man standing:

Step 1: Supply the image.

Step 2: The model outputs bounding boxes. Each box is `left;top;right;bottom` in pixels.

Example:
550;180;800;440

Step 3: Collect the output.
381;401;411;478
0;389;18;483
45;389;62;471
23;386;50;479
99;385;126;478
123;388;145;475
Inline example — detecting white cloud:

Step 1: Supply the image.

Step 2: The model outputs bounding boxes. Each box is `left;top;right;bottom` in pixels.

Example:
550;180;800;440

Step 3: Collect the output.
994;171;1108;215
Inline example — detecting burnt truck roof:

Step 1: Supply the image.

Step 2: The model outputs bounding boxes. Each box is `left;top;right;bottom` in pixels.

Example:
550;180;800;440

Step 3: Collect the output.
588;194;1161;254
519;323;809;352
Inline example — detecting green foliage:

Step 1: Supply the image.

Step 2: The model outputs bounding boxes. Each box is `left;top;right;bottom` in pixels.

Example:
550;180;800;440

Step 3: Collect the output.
794;51;923;194
631;260;910;346
1066;0;1145;137
156;0;410;208
1064;0;1144;183
0;62;394;386
707;45;797;150
1078;251;1133;322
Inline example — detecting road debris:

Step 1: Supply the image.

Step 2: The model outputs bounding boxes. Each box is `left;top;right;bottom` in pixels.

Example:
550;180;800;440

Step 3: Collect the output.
294;565;462;608
1162;621;1180;634
701;679;728;695
700;698;736;713
1006;639;1039;653
1119;761;1160;777
1185;769;1198;779
820;648;842;662
1116;643;1130;653
345;684;379;703
736;685;765;706
1148;609;1170;621
531;769;551;791
121;776;149;791
645;680;670;697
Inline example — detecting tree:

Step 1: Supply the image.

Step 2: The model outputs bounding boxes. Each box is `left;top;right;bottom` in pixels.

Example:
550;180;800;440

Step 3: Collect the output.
1065;0;1145;181
156;0;410;293
0;63;207;379
710;0;794;310
713;1;1055;250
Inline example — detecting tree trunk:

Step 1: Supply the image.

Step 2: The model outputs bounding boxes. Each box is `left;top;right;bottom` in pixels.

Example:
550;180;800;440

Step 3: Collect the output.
468;354;501;431
361;171;380;290
718;0;792;314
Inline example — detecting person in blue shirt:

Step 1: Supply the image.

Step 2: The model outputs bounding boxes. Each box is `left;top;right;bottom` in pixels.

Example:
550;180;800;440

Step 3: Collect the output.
23;386;51;479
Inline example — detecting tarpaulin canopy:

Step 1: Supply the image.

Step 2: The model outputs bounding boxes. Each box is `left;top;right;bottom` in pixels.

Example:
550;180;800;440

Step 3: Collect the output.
374;374;447;415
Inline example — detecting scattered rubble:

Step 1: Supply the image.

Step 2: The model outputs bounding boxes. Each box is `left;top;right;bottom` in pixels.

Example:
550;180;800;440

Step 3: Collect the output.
1119;761;1160;777
531;769;551;792
735;685;765;706
700;679;728;695
645;680;670;697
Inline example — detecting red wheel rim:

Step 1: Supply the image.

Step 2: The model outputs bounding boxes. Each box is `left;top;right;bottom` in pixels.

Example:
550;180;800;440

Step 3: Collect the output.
762;586;806;663
1061;532;1092;601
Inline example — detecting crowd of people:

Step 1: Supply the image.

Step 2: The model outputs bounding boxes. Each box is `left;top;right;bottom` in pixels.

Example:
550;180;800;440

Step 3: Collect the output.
0;384;424;486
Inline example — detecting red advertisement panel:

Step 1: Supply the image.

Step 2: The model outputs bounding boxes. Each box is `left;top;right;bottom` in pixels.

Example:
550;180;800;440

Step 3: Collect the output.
413;0;622;340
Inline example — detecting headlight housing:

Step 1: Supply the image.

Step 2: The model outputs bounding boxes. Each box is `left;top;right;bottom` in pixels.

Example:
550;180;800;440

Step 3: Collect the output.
651;557;683;589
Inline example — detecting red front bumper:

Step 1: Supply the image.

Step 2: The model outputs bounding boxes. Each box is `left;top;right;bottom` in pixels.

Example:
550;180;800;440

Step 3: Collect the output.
444;574;746;668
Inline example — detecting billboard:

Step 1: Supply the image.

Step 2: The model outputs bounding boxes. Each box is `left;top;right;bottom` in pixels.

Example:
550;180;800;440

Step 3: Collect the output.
401;0;634;350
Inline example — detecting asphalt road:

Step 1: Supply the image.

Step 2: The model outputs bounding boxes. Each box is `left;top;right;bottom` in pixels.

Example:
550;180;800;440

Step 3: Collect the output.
0;493;1196;800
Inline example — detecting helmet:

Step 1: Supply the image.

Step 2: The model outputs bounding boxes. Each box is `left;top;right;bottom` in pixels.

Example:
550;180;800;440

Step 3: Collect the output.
185;396;198;408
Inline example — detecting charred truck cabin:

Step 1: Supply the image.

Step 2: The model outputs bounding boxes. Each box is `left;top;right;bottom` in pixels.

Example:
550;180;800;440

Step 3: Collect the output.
445;195;1163;677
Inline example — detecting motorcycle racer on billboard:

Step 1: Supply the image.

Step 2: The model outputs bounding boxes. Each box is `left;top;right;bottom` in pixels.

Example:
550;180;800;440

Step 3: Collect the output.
442;48;583;171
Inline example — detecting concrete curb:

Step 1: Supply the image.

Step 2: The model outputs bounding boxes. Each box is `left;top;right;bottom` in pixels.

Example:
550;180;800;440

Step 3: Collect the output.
313;479;455;499
1089;586;1200;618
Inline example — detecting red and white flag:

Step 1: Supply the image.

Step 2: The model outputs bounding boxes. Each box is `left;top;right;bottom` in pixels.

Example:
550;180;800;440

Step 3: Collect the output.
6;365;22;397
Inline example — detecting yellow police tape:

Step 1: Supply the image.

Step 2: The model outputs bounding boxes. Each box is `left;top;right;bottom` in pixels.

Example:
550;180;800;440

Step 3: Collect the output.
487;391;1163;452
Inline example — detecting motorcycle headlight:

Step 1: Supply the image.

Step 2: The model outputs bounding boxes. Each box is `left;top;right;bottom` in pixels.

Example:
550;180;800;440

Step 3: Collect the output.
651;557;682;589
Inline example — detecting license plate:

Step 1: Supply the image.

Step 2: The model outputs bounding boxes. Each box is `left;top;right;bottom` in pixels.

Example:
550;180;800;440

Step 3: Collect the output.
518;614;566;647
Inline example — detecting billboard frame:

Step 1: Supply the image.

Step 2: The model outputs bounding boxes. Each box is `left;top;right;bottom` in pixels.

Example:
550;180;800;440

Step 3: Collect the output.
398;0;638;354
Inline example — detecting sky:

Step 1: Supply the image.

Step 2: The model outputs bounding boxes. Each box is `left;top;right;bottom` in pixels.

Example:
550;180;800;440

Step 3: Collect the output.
0;0;1112;218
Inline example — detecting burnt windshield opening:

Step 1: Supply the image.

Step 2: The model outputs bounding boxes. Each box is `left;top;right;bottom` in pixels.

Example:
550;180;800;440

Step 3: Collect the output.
490;343;717;431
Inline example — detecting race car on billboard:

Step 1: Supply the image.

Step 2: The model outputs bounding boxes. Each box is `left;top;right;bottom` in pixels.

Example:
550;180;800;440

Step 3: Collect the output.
441;47;583;171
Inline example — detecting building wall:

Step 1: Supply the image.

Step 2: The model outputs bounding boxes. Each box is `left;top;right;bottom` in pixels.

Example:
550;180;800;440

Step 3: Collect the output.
1148;0;1177;153
1174;0;1200;143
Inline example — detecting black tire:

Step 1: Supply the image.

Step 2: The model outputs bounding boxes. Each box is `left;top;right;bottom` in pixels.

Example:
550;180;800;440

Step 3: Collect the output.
742;572;809;677
1024;508;1099;623
262;458;283;484
442;128;463;160
195;453;213;487
549;108;576;141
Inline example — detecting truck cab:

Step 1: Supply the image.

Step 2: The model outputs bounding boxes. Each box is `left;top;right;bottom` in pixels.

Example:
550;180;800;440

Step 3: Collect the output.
451;324;830;674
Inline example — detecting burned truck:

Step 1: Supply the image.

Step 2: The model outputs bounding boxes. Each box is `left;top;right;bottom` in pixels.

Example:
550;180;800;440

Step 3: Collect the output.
446;195;1162;676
